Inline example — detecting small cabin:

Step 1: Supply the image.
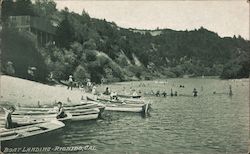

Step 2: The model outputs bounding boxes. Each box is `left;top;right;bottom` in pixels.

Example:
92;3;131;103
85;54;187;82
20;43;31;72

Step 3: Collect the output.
8;15;56;46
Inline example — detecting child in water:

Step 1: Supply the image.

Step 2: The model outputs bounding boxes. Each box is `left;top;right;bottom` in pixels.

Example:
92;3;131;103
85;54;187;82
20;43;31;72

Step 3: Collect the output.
162;91;167;97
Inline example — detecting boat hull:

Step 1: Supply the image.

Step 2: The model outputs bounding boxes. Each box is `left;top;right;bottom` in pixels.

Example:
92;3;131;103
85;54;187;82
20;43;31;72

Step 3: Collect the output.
70;113;99;121
12;101;104;122
117;94;141;99
87;96;150;113
105;106;143;112
0;120;65;150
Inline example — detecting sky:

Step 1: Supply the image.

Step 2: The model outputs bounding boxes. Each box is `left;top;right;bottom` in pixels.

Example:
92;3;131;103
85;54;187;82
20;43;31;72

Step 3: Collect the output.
55;0;249;39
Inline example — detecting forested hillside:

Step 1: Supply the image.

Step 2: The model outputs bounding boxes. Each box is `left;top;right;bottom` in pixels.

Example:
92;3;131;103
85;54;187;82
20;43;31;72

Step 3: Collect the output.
1;0;250;83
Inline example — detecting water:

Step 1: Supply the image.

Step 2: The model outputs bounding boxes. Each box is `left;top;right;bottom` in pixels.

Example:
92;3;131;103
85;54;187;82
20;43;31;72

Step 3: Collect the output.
2;78;249;154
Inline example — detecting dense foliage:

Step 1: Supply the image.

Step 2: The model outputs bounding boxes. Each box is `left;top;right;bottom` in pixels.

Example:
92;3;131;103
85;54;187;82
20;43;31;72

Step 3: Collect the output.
1;0;250;83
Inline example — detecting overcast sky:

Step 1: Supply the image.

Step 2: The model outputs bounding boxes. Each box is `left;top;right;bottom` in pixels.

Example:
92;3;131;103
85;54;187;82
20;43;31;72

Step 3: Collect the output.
55;0;249;39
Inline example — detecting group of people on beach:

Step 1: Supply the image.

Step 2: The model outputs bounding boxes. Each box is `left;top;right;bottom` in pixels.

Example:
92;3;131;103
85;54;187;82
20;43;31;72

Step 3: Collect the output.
66;75;98;93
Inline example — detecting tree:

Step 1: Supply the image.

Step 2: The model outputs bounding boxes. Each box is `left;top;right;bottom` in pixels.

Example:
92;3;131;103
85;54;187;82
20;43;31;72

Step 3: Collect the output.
15;0;34;16
1;0;14;21
33;0;57;18
2;28;48;81
55;15;74;49
73;65;90;83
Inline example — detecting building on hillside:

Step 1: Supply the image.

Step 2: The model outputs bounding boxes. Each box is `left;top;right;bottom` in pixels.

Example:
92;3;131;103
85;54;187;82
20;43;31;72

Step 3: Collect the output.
8;15;56;45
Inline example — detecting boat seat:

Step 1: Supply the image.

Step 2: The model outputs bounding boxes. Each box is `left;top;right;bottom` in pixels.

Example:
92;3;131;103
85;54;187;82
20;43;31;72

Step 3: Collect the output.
0;131;18;137
26;127;43;132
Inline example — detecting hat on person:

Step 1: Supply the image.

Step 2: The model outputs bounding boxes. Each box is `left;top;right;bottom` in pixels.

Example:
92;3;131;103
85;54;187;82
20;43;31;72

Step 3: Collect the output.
57;101;63;105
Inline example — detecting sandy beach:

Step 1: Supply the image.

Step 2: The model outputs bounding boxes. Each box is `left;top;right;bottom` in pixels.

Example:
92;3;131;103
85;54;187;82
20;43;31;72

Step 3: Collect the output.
0;75;90;108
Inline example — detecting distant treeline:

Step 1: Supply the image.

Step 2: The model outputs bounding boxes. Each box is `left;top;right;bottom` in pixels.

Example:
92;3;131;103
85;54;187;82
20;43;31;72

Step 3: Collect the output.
1;0;250;84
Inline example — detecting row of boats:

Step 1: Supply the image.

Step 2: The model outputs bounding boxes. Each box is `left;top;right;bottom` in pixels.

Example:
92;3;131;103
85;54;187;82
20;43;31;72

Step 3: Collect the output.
0;94;151;145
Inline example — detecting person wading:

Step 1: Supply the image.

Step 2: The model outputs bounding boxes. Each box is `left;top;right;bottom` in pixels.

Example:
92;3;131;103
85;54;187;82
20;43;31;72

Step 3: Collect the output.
229;85;233;96
193;88;198;97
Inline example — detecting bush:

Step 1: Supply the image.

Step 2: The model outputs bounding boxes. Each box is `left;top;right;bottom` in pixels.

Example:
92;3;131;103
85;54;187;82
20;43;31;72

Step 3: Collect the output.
73;65;90;83
1;28;48;82
86;50;97;62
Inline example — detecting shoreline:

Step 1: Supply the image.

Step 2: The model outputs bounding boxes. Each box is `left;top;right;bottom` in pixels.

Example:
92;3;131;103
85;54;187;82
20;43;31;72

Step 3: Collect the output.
0;75;248;107
0;75;91;109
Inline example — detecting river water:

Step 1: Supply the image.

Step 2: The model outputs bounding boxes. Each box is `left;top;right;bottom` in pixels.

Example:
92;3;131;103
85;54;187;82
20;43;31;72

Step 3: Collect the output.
2;78;250;154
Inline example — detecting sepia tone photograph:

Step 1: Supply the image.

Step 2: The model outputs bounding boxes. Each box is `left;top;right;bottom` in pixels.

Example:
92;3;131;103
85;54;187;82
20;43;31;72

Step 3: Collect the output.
0;0;249;153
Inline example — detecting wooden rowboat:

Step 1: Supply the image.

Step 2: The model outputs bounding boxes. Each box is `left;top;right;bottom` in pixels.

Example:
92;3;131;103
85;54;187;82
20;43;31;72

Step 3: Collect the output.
10;106;100;122
87;96;150;114
87;96;144;104
0;120;65;142
97;95;145;104
69;108;100;121
15;101;105;113
117;94;141;99
0;112;72;126
105;103;149;113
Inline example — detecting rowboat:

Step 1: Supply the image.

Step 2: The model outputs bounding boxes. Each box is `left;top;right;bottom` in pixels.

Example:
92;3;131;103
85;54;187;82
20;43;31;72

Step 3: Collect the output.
117;94;141;99
69;108;100;121
105;103;149;113
87;96;150;114
15;101;105;113
0;112;72;126
64;101;105;114
0;120;65;143
88;95;145;104
11;103;102;122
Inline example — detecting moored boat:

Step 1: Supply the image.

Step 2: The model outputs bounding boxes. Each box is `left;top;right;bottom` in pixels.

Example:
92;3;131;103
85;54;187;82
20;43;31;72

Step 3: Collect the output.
0;120;65;143
69;108;100;121
0;112;72;126
15;101;105;113
87;96;150;114
87;95;145;104
117;94;141;99
11;103;102;122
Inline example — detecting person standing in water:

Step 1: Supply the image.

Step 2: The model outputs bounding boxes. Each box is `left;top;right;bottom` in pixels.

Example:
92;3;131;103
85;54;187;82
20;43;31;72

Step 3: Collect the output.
193;88;198;97
229;85;233;96
170;88;174;97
